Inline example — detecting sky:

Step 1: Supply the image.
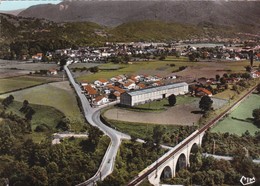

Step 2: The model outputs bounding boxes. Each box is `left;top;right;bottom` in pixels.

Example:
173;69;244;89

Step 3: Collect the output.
0;0;62;11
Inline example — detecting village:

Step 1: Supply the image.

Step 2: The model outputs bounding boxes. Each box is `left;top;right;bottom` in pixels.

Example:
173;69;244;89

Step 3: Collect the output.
24;41;260;107
78;68;260;107
30;41;260;65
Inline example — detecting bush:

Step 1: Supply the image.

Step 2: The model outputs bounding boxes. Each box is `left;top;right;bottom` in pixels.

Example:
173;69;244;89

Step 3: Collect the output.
35;124;51;132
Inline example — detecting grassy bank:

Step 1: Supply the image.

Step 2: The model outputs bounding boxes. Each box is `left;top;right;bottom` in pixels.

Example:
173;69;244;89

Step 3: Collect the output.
0;81;85;132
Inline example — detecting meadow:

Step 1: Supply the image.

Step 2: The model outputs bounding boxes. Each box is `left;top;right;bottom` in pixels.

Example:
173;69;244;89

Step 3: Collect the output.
133;95;198;110
0;81;85;132
211;93;260;136
75;56;200;82
0;76;49;94
75;56;252;83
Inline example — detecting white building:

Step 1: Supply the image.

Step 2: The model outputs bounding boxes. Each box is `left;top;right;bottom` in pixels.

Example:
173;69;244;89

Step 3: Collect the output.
120;82;189;106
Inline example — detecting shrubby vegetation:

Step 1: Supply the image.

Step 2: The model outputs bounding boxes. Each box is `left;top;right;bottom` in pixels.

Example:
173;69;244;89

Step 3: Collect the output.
202;131;260;159
0;111;109;185
0;95;110;185
163;149;260;186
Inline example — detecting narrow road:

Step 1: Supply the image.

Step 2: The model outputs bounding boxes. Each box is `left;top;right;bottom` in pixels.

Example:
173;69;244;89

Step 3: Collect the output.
64;65;131;186
203;153;260;164
52;132;88;145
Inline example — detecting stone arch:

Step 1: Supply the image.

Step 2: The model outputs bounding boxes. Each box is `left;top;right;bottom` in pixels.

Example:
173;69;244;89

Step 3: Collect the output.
190;143;199;154
176;153;187;172
160;166;173;180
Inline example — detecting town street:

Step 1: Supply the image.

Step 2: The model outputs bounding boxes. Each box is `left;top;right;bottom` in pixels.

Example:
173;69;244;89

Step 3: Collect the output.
64;65;130;185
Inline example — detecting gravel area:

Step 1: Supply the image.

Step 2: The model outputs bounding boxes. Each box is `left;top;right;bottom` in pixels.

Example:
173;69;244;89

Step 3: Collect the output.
104;97;228;125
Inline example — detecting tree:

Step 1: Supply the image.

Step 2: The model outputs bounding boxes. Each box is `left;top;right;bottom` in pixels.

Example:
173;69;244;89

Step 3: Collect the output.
59;57;67;70
199;96;213;112
89;66;99;73
159;55;166;61
215;74;220;81
252;108;260;127
2;95;14;107
168;94;176;106
220;77;226;85
245;65;252;72
88;126;103;147
56;117;71;131
19;100;29;113
152;126;165;146
25;107;35;120
256;84;260;94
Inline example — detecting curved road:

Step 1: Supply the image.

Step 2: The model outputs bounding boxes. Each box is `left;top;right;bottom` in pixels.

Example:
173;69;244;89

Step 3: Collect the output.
64;65;130;186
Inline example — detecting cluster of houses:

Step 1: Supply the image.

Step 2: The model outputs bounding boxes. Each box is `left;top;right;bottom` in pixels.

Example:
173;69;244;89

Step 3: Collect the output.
181;44;260;61
80;66;260;107
80;73;180;106
48;41;260;65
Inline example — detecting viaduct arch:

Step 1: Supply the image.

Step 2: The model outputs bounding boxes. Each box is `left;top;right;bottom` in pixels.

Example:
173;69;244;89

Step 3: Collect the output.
146;131;204;185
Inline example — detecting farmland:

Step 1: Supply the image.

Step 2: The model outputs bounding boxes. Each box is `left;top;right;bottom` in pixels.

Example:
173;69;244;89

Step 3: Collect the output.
75;57;201;83
211;93;260;136
75;57;252;83
0;76;51;94
0;81;85;131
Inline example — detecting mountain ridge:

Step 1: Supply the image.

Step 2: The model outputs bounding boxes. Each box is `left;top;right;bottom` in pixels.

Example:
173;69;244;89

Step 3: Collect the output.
18;1;260;29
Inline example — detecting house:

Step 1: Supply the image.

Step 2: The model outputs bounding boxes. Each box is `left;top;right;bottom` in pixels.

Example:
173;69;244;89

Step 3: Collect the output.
93;95;109;106
120;82;189;106
196;87;212;97
48;69;58;75
84;85;98;98
123;81;136;90
94;79;109;87
137;83;147;89
250;71;260;78
32;53;43;61
81;81;89;86
152;81;163;87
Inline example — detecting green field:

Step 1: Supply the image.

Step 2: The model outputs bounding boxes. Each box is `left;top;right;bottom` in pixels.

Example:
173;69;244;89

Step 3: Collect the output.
211;93;260;135
76;57;201;83
0;76;49;94
0;82;85;131
219;60;253;72
134;95;198;111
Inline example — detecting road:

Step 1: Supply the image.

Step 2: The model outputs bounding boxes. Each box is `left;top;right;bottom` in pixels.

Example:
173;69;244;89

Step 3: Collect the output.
64;65;131;185
203;153;260;164
52;132;88;145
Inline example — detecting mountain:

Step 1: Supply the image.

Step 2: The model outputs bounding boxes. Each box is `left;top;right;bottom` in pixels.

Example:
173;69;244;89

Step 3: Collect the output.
0;9;25;16
18;0;260;29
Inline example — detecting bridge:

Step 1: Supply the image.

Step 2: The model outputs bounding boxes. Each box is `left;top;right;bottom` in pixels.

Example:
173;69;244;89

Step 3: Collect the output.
128;84;258;186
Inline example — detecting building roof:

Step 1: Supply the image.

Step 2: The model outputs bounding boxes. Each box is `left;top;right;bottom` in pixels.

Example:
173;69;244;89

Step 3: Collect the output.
125;82;188;96
84;85;97;95
97;79;108;83
107;85;126;94
95;95;106;102
124;81;135;87
197;87;212;96
137;83;146;89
